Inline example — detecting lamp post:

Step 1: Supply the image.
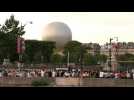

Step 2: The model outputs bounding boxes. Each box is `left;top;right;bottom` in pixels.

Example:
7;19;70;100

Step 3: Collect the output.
114;37;118;71
79;45;83;86
109;38;113;72
114;37;118;56
109;37;118;72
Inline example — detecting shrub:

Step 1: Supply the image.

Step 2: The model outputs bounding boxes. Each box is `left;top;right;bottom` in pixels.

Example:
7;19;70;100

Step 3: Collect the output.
31;78;52;87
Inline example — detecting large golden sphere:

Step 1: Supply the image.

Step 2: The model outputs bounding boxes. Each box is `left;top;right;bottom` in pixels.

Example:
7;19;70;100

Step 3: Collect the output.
42;22;72;48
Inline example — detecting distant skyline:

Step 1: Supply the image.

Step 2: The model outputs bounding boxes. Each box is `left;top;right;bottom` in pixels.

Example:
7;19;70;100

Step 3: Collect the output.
0;12;134;45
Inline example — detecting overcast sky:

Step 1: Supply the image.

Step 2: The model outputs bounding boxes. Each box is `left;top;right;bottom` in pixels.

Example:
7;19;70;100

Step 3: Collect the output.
0;12;134;45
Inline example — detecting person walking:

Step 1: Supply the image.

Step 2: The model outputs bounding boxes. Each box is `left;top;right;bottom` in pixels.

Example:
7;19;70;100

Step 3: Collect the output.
52;70;56;78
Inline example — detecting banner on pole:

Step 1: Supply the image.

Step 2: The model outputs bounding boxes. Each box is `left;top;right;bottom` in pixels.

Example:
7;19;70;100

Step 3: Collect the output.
17;37;25;54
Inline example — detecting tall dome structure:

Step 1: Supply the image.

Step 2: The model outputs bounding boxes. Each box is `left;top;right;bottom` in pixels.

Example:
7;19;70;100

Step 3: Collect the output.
42;22;72;48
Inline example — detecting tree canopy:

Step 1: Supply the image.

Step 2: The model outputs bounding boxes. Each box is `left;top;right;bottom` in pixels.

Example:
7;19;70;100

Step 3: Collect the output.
51;53;63;65
0;14;107;67
0;15;56;64
117;53;134;61
0;15;25;62
63;41;85;64
25;40;56;64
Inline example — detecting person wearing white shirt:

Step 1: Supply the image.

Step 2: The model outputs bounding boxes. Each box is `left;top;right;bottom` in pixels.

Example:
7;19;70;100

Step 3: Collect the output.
115;73;118;79
41;70;44;77
52;71;56;78
127;72;130;79
99;71;104;78
71;72;75;77
64;72;70;77
27;72;31;78
64;72;67;77
86;72;89;77
82;72;86;78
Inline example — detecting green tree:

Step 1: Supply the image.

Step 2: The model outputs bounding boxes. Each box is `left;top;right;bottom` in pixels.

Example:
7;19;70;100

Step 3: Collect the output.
25;40;56;64
25;40;40;63
117;53;134;61
63;41;82;64
0;31;6;62
83;53;97;65
0;15;25;62
40;41;56;63
31;78;53;86
51;54;63;65
95;54;107;64
33;51;42;64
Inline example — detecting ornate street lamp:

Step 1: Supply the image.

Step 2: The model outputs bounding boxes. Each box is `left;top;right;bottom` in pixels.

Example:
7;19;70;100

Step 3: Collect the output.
108;37;118;72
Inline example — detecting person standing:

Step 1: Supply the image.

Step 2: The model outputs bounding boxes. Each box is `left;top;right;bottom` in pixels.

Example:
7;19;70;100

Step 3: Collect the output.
126;72;130;79
52;70;56;78
27;71;31;78
41;69;45;77
99;71;104;78
71;71;75;77
132;72;134;80
115;72;118;79
0;71;2;78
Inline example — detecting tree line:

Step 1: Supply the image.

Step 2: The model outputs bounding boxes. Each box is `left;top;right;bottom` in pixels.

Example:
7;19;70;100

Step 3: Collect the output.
0;15;108;66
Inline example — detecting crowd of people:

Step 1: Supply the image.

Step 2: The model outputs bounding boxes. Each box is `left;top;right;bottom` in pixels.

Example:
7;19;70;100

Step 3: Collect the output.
0;68;80;78
0;67;134;80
